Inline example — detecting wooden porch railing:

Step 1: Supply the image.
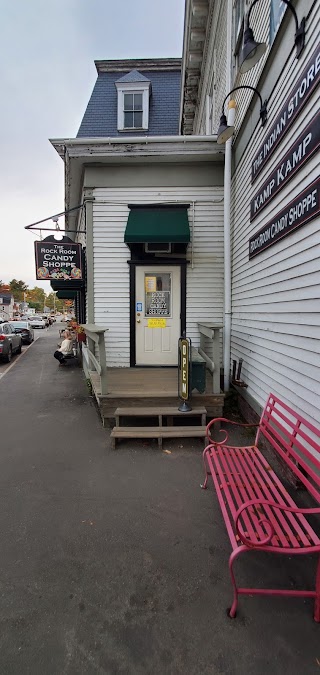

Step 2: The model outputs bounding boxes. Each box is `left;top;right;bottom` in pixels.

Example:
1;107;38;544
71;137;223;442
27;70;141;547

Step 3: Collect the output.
80;324;109;395
197;322;222;394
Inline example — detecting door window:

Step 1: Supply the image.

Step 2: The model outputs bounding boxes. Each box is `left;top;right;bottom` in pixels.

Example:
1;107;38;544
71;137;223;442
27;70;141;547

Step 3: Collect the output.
144;272;171;317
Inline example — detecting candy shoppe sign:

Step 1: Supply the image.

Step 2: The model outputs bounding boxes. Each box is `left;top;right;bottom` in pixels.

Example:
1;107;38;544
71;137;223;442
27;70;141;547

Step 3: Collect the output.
34;237;82;281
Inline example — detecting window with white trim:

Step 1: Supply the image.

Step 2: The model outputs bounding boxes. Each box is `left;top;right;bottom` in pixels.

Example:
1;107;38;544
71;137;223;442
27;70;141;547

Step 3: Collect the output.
115;81;150;131
123;92;143;129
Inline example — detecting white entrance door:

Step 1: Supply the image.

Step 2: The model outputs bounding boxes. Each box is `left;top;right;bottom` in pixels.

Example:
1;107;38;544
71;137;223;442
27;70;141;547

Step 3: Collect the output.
135;266;181;366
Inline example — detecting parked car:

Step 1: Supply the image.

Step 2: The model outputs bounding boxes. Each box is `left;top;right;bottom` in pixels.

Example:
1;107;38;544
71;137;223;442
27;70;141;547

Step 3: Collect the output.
42;315;50;327
0;322;22;362
9;321;34;345
29;316;46;329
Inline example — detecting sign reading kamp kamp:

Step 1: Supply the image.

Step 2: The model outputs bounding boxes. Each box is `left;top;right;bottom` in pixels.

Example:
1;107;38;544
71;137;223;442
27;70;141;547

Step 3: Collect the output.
250;114;320;221
251;46;320;183
34;238;83;281
249;177;320;259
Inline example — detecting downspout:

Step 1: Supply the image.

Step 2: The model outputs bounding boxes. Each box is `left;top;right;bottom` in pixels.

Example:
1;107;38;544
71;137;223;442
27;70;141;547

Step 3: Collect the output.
223;0;233;392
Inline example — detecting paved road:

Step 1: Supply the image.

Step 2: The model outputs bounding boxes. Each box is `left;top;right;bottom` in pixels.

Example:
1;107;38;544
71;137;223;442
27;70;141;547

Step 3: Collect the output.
0;328;319;674
0;326;52;377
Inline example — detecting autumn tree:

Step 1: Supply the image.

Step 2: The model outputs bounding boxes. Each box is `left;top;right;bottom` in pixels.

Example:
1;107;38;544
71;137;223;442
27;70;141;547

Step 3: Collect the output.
46;292;63;312
0;283;11;293
27;287;46;313
9;279;28;302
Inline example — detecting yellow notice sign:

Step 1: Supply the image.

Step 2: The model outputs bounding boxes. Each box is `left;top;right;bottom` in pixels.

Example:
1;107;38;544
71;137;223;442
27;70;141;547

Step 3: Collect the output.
145;276;157;292
148;318;166;328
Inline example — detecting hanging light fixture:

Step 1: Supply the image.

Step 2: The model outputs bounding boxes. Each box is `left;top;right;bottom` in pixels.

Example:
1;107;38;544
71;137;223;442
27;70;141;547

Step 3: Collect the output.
239;0;306;74
217;86;267;144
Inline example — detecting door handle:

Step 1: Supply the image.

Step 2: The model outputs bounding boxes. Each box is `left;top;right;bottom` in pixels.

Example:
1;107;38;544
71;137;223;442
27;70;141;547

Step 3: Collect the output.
136;319;141;323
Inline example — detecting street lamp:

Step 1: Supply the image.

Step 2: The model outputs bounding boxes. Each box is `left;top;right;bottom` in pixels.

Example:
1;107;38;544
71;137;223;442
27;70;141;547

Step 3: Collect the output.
217;85;268;144
239;0;306;74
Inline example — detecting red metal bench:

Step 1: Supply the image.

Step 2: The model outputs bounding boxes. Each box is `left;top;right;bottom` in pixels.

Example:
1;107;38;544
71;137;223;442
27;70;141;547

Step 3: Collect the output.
201;393;320;621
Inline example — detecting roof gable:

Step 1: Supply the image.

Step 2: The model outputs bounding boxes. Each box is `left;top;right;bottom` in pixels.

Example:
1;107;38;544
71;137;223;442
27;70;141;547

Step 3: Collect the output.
116;69;150;84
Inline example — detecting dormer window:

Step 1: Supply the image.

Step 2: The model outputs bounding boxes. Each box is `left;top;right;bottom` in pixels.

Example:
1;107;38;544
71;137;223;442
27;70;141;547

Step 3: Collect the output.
124;92;143;129
115;70;151;132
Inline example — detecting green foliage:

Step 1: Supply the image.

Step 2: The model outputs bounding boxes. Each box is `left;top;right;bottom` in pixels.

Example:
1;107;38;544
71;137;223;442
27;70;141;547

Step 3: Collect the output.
9;279;28;301
4;278;63;314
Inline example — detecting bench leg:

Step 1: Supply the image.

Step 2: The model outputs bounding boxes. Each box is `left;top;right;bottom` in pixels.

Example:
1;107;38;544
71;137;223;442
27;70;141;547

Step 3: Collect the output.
228;547;247;619
200;447;210;489
315;554;320;623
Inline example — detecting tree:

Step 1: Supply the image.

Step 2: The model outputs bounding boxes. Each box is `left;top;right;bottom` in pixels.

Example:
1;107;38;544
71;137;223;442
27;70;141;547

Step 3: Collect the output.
27;287;46;313
9;279;28;302
46;292;63;312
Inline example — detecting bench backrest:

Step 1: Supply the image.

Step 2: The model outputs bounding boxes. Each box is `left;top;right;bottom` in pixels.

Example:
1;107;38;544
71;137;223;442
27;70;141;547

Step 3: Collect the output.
257;393;320;503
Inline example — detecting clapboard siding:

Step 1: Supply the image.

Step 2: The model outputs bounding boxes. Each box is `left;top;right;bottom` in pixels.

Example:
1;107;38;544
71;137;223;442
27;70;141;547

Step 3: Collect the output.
195;0;227;134
228;0;320;423
92;185;224;367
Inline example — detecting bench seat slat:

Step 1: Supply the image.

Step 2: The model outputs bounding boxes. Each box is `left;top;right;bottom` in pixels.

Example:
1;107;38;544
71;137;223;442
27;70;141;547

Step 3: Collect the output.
213;447;271;545
210;447;290;548
205;445;320;551
236;446;310;548
221;445;293;547
245;441;318;546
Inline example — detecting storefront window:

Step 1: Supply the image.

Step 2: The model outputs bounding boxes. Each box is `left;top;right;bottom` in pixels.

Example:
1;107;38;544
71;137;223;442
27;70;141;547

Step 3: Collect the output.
144;273;171;317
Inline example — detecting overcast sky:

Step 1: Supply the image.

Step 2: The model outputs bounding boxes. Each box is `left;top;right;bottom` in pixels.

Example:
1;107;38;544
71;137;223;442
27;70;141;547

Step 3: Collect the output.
0;0;184;290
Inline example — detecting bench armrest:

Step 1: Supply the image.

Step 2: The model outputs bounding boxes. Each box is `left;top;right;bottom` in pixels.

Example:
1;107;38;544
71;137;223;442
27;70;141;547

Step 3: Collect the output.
235;499;320;548
206;417;259;444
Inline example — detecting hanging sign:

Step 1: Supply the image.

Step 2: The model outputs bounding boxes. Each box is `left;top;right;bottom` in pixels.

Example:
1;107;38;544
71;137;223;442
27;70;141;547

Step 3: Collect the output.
251;45;320;183
250;114;320;221
34;237;82;281
178;337;191;401
249;177;319;259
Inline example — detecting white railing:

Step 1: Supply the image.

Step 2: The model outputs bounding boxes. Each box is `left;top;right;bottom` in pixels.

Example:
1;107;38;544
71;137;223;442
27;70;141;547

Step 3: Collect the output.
81;324;109;395
197;322;223;394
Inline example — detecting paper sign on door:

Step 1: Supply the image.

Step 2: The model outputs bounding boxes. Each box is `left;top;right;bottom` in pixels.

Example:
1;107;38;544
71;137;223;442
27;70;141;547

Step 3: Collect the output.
148;318;166;328
145;276;156;292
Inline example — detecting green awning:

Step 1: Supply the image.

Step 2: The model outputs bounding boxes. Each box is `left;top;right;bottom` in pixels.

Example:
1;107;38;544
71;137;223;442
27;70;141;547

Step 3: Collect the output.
124;207;190;244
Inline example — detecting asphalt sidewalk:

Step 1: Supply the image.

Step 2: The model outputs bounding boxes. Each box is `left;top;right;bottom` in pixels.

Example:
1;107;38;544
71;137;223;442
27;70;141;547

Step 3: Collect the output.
0;327;319;675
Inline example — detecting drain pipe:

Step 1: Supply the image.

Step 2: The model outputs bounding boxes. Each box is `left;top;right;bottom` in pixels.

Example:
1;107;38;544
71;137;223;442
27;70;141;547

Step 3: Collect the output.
223;0;234;392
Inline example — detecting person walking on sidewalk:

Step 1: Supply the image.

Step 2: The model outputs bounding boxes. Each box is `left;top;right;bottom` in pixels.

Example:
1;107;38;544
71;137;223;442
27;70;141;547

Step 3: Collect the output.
53;330;73;365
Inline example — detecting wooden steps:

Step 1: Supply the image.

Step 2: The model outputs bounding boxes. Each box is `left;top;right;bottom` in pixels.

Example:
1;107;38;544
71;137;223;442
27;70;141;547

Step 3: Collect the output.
111;405;207;449
88;369;225;423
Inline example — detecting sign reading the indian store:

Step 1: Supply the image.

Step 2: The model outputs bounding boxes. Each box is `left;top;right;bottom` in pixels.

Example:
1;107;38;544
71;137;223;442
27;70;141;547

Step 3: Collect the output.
250;114;320;221
249;177;319;259
34;238;82;281
251;45;320;183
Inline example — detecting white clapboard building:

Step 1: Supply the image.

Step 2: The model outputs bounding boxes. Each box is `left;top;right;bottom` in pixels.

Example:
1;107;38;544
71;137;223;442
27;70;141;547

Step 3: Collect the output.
181;0;319;428
51;59;226;423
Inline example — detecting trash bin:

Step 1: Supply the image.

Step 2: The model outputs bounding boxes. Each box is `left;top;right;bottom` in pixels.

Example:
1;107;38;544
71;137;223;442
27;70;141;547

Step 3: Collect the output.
191;348;206;394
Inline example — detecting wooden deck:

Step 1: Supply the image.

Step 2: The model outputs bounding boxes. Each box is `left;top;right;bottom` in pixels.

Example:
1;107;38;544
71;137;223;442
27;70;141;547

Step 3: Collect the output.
88;368;224;423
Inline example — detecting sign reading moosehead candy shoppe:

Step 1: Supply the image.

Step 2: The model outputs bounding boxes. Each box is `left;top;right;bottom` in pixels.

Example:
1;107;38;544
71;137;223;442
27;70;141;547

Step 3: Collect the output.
249;177;320;258
34;236;82;281
251;46;320;183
